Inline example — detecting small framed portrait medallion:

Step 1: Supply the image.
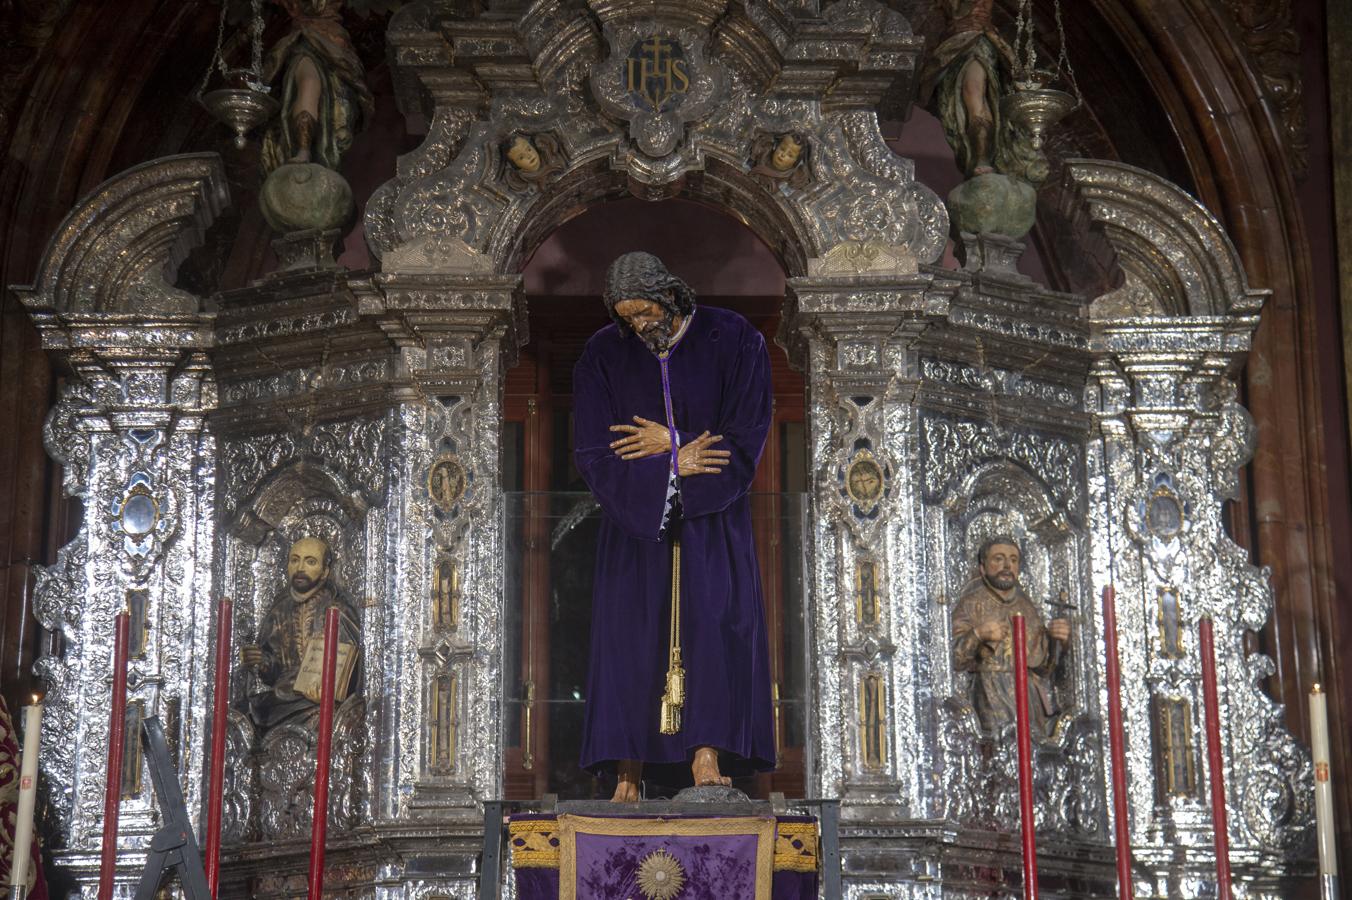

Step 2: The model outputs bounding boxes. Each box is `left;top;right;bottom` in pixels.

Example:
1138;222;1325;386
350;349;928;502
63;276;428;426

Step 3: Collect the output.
428;454;467;511
845;449;885;514
1145;487;1183;540
118;482;160;537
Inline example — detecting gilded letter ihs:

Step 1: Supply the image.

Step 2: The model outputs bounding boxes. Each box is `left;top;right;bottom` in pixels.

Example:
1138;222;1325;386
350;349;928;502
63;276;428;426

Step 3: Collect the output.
625;37;690;109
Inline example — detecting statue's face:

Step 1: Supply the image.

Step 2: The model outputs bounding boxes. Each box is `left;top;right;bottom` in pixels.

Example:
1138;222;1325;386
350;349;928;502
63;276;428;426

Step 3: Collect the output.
980;542;1020;591
614;297;678;352
288;537;330;596
771;135;803;171
507;136;541;173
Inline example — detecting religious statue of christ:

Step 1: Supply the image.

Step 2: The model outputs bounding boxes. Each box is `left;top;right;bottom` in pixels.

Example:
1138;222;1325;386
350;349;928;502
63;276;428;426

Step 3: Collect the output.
573;252;776;801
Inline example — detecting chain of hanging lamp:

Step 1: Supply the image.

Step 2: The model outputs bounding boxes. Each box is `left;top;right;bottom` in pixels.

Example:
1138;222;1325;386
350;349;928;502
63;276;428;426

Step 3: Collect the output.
1010;0;1082;108
195;0;230;100
1053;0;1083;107
196;0;277;148
1000;0;1081;151
195;0;268;98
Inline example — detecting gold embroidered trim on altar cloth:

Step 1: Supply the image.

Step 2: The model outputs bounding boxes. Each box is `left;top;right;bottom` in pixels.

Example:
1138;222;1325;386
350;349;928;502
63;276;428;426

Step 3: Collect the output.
773;821;820;872
508;818;561;868
556;814;776;900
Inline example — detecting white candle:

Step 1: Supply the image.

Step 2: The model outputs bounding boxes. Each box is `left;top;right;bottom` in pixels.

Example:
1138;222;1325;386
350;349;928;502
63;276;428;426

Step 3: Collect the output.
1310;684;1337;879
9;698;43;890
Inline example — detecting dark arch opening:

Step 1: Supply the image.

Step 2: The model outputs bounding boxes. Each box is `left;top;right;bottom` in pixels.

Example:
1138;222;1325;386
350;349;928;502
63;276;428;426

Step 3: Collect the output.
500;157;812;278
499;197;808;801
521;197;785;297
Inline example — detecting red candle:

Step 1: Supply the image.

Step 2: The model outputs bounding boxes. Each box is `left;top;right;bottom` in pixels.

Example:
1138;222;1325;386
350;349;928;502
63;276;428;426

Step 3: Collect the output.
1011;614;1040;900
97;611;131;900
204;597;233;898
307;608;341;900
1199;616;1232;897
1101;587;1134;898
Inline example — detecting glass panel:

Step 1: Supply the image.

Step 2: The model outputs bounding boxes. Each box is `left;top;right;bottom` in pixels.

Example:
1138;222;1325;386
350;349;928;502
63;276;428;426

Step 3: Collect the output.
502;491;809;799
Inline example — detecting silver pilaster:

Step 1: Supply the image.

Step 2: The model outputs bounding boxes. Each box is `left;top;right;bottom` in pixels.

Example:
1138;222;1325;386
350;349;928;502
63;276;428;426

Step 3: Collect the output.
12;154;228;890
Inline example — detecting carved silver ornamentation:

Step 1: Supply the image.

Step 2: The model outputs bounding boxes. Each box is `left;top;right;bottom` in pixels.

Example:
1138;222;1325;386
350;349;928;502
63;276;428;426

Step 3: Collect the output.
367;0;944;274
921;415;1084;517
589;26;728;162
15;160;225;869
920;357;1080;409
15;154;227;316
16;6;1318;899
257;699;366;839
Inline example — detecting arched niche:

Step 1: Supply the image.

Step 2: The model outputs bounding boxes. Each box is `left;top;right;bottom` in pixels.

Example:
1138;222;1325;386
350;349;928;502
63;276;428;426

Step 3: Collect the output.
927;459;1087;717
225;460;372;683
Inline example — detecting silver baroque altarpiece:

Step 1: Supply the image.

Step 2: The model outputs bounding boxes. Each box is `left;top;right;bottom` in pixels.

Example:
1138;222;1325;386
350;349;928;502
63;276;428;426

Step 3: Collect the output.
11;2;1313;897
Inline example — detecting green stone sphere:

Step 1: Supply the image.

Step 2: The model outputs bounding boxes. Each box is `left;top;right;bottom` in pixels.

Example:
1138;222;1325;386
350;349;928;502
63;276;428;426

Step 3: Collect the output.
259;163;354;234
946;173;1038;240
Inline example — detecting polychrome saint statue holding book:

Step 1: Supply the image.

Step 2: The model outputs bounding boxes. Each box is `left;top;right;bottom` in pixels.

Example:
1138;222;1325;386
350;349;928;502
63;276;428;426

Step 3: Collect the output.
573;252;776;801
240;536;362;734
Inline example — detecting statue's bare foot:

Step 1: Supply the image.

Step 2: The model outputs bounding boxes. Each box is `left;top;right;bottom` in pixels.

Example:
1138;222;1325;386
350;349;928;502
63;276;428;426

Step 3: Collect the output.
611;759;641;802
691;746;731;787
288;150;313;164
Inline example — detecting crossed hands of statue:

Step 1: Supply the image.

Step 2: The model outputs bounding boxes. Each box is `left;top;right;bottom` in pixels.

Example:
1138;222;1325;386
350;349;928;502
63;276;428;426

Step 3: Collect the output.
677;431;730;476
974;618;1071;644
610;416;674;459
609;416;730;476
239;644;264;669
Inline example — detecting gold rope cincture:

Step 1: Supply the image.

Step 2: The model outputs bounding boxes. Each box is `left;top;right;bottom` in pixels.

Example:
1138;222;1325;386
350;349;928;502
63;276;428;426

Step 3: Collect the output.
660;538;685;733
656;345;685;734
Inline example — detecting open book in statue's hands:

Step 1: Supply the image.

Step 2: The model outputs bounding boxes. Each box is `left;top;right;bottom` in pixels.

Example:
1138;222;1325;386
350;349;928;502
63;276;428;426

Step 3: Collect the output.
294;635;358;704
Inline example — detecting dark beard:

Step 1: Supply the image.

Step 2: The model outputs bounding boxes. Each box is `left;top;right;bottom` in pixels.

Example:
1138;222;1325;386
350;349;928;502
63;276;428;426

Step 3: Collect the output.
291;573;318;593
637;312;677;352
984;571;1017;592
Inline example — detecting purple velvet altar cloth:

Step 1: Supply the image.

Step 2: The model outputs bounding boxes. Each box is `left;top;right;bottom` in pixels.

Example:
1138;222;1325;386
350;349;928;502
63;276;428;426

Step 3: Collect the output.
572;306;776;774
509;813;819;900
574;830;761;898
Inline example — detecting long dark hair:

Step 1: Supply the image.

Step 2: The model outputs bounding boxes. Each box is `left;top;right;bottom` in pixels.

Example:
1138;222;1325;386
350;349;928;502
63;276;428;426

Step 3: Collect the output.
602;252;696;336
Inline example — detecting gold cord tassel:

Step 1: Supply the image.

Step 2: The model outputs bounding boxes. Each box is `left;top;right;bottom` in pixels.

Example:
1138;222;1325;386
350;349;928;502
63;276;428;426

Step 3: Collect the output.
659;539;685;734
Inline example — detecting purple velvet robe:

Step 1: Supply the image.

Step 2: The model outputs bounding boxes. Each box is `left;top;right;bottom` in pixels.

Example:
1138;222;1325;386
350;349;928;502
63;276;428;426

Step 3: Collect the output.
574;305;776;774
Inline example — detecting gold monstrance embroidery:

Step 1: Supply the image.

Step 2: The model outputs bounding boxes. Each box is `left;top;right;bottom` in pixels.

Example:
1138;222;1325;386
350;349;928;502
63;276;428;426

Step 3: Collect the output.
635;849;686;900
